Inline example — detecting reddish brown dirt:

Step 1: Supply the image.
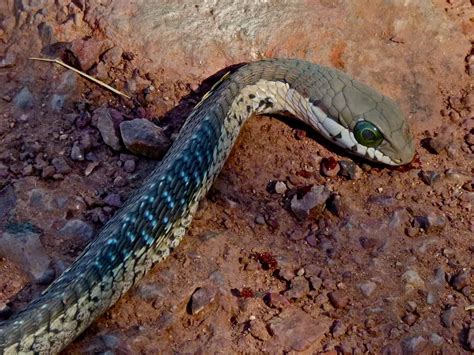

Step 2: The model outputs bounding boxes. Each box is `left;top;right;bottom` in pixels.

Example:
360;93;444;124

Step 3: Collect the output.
0;1;473;354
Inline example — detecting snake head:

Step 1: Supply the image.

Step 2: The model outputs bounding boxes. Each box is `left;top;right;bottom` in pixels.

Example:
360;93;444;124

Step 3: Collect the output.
333;78;415;166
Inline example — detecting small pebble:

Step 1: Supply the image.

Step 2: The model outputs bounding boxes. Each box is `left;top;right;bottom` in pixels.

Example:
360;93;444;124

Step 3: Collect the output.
401;335;427;354
85;161;100;176
425;135;450;154
189;83;199;92
338;160;359;180
419;170;440;185
440;306;456;328
450;270;470;291
331;320;346;338
22;164;33;176
320;157;340;177
309;276;322;291
290;185;330;220
358;281;377;297
430;333;444;347
189;287;216;315
102;47;123;66
41;165;55;178
267;309;332;352
13;87;34;110
284;276;309;299
59;219;95;244
249;319;271;341
254;215;265;225
103;193;122;208
95;107;123;151
120;119;171;159
52;157;71;174
123;159;136;173
274;181;287;194
113;175;127;187
265;293;290;309
402;270;425;292
328;290;349;309
402;313;418;326
70;143;84;161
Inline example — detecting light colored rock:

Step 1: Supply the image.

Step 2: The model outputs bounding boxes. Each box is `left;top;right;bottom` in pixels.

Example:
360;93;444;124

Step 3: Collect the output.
267;308;331;352
402;270;425;292
0;223;51;281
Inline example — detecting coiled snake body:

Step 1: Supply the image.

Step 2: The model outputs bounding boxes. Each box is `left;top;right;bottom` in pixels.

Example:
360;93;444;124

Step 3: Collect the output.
0;59;414;354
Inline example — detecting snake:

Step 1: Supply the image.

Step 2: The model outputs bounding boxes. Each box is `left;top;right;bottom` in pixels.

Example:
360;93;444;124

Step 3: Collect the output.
0;59;414;354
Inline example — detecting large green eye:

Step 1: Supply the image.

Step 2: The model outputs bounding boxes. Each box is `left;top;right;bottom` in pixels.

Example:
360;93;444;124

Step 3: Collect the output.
354;121;383;147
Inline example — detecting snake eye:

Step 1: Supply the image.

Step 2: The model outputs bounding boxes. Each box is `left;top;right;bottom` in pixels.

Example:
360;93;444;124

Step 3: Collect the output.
354;121;383;148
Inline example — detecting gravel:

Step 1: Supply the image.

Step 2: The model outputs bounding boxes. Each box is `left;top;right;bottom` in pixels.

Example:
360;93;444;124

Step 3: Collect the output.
13;87;34;110
290;185;330;220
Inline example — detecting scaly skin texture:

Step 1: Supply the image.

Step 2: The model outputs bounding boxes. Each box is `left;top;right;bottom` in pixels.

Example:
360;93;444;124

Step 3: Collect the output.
0;59;414;354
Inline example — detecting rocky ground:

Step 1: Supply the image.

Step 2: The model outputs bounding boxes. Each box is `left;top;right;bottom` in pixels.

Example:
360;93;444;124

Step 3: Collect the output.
0;0;473;354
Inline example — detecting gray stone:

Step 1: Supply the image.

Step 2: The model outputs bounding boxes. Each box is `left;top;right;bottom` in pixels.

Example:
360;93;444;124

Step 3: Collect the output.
284;276;309;299
358;281;377;297
328;290;349;309
14;87;34;110
402;270;425;292
266;293;290;309
0;223;51;281
37;22;54;45
338;160;359;180
401;335;428;354
52;156;71;174
59;219;94;243
0;50;16;68
419;170;440;185
57;71;77;93
425;136;449;154
103;47;123;66
50;94;65;112
96;108;123;151
70;38;111;71
331;320;346;338
450;270;470;291
309;276;322;291
70;143;84;161
267;308;331;352
189;287;216;315
440;306;456;328
430;333;443;347
123;159;135;173
290;185;330;220
249;319;271;341
103;193;122;208
120;119;171;159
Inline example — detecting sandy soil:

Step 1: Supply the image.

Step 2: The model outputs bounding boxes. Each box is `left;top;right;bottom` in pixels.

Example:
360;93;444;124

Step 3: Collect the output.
0;1;472;354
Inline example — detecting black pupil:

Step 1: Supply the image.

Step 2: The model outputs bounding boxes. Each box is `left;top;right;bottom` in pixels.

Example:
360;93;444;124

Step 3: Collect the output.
362;129;376;141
